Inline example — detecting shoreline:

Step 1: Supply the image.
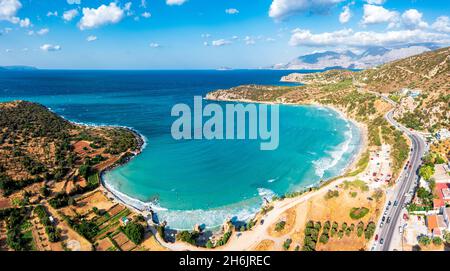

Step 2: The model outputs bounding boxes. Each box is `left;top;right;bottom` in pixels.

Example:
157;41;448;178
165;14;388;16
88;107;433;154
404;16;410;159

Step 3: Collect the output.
97;96;368;233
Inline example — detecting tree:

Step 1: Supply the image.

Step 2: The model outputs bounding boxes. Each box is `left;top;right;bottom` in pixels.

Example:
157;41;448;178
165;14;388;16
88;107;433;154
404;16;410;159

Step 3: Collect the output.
78;164;90;179
319;234;329;244
418;235;431;246
432;237;442;246
206;240;214;249
444;232;450;244
419;165;435;181
123;222;145;245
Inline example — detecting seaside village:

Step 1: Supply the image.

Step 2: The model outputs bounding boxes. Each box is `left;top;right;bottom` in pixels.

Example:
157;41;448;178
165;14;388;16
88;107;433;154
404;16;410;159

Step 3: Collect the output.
402;129;450;250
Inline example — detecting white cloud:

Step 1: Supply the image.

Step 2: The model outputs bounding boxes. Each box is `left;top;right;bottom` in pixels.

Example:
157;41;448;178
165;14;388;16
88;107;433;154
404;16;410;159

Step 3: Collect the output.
365;0;385;4
37;28;49;35
266;37;276;42
141;12;151;18
211;39;231;46
149;42;160;48
244;36;256;45
40;44;61;52
432;16;450;33
339;5;351;24
67;0;80;4
5;48;12;53
166;0;187;6
19;17;30;27
269;0;345;20
402;9;428;29
86;35;97;42
225;8;239;15
124;2;133;16
124;2;132;11
78;3;124;30
63;9;78;21
289;28;450;47
47;11;58;17
0;0;22;22
361;4;399;27
140;0;147;8
201;33;211;38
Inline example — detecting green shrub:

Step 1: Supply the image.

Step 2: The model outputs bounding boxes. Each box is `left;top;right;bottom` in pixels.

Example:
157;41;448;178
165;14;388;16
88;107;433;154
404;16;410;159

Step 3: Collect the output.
350;207;370;220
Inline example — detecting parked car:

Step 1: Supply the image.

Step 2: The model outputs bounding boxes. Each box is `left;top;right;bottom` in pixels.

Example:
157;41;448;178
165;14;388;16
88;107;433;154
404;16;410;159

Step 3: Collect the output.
382;216;386;222
260;219;264;225
380;238;384;245
375;234;379;241
387;217;391;223
394;200;398;206
388;201;392;206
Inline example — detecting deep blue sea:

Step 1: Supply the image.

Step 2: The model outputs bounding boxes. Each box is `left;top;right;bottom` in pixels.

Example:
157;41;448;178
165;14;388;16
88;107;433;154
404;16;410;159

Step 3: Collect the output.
0;70;361;229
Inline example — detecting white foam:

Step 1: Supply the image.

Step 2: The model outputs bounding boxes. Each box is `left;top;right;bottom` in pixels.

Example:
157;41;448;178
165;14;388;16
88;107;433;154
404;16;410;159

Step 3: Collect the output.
313;121;354;178
141;187;276;230
103;178;167;212
267;178;277;183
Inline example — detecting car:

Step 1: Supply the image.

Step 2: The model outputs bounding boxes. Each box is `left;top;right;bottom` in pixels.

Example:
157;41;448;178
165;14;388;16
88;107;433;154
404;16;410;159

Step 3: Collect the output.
394;200;398;206
380;222;384;228
375;234;379;241
382;216;386;222
260;219;264;225
380;238;384;245
387;217;391;223
399;226;403;233
388;201;392;206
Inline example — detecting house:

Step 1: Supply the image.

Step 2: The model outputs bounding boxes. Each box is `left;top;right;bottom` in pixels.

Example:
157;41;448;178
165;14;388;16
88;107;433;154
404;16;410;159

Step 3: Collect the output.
433;183;450;210
120;217;130;226
409;89;422;98
436;129;450;141
426;214;446;237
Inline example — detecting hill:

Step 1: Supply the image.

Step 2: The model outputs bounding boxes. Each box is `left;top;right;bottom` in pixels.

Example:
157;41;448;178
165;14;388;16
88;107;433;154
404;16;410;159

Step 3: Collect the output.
0;101;141;197
273;44;437;70
358;47;450;131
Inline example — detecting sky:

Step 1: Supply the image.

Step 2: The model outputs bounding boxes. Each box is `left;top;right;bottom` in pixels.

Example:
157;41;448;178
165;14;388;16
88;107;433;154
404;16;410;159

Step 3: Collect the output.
0;0;449;69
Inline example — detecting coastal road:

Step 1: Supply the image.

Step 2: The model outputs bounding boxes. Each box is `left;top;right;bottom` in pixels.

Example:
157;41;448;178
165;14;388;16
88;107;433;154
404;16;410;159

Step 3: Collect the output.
375;109;426;251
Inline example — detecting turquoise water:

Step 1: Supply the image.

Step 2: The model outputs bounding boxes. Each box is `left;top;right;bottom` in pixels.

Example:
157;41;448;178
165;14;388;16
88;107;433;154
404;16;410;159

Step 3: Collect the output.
0;70;361;229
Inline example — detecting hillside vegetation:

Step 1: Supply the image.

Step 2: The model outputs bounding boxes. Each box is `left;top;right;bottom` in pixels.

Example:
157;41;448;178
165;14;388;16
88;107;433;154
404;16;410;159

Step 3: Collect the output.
358;47;450;131
0;101;140;196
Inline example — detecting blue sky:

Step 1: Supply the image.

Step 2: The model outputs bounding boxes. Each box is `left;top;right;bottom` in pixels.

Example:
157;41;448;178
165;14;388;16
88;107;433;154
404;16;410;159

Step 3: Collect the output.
0;0;449;69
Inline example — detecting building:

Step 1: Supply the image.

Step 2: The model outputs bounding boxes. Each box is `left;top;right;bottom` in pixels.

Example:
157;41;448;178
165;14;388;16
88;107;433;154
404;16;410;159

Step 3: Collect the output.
399;88;422;98
120;217;130;226
409;89;422;98
426;214;446;237
433;183;450;210
436;129;450;141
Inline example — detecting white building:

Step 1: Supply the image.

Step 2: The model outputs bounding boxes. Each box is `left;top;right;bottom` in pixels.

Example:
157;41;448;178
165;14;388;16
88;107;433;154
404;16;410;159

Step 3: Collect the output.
436;129;450;141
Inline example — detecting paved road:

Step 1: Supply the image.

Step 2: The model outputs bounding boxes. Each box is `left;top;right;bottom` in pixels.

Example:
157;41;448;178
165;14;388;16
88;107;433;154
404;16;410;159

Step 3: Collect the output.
376;109;426;251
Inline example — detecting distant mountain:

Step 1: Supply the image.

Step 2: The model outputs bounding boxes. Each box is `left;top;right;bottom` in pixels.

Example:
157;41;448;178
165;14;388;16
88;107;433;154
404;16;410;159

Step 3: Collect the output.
273;44;440;70
0;66;38;71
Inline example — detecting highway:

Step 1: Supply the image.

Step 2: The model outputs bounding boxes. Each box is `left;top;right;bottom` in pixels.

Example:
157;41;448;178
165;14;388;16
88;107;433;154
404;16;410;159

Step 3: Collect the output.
375;105;426;251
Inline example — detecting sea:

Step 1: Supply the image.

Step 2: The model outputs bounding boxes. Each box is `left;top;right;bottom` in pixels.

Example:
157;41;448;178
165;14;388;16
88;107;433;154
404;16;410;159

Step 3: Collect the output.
0;70;362;230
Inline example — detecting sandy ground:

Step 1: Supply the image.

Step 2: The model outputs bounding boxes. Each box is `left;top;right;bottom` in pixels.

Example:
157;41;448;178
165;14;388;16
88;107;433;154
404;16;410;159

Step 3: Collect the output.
73;190;116;216
141;232;170;251
45;203;93;251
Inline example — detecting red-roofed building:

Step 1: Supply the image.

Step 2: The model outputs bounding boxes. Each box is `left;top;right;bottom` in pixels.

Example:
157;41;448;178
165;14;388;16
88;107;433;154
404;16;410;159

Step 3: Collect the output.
433;183;450;210
426;215;446;237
